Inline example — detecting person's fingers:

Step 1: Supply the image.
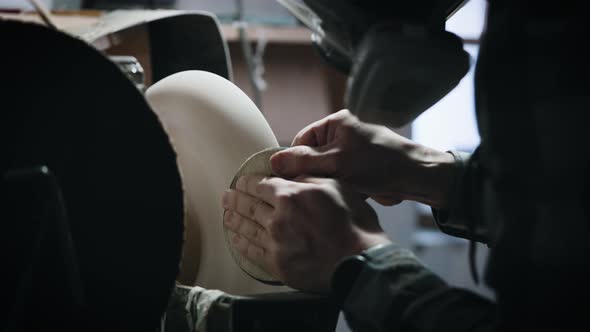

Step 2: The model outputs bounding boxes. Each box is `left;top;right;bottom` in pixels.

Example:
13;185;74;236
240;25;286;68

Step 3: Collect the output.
224;210;269;248
292;175;331;184
234;175;276;206
291;121;321;147
300;177;370;210
291;109;353;147
293;177;402;206
234;175;295;208
233;233;264;261
232;234;273;275
223;189;275;228
270;145;340;178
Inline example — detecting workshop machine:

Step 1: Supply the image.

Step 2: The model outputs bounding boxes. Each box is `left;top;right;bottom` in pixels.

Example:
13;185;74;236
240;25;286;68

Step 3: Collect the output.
1;1;469;331
0;10;338;332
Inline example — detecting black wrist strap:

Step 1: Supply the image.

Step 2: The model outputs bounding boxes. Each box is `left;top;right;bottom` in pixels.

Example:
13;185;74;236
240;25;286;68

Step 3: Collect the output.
330;243;402;305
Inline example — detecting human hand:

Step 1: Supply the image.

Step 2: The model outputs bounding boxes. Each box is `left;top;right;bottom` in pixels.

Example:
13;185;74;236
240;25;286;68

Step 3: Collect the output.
222;175;391;293
270;109;455;208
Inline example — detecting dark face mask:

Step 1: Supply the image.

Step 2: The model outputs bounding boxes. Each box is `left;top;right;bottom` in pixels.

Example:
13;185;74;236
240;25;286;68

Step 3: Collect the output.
278;0;471;127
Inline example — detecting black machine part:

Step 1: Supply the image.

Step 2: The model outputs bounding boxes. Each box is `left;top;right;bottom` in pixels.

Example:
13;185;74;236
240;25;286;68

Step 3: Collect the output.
1;17;343;332
165;287;340;332
1;19;184;331
207;292;340;332
1;166;85;332
346;23;470;127
278;0;471;127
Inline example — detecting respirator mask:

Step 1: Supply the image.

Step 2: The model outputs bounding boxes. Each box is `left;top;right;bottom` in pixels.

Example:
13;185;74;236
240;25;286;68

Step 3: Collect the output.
277;0;471;127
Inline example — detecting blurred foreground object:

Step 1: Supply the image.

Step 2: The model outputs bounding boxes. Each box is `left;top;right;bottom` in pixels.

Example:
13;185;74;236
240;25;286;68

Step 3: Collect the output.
277;0;471;127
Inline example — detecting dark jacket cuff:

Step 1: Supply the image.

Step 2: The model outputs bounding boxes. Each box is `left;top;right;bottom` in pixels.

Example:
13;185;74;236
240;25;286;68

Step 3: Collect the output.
432;151;488;243
339;244;448;331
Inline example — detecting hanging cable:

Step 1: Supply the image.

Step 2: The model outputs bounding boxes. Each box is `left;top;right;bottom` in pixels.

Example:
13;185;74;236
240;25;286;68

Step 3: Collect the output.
27;0;58;30
252;28;268;92
234;0;266;111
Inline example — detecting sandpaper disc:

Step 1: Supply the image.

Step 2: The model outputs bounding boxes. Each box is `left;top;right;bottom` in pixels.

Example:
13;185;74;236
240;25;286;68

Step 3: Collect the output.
225;147;286;285
0;20;183;330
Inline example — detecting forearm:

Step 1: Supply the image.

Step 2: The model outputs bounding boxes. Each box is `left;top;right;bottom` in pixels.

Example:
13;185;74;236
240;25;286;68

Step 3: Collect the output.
388;139;489;243
406;144;456;209
392;139;456;210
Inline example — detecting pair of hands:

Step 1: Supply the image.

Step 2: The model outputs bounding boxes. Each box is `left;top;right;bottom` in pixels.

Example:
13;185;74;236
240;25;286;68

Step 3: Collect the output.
222;110;455;292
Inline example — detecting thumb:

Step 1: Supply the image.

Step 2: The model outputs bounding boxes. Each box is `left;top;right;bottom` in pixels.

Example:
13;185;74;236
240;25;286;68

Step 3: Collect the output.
270;145;339;178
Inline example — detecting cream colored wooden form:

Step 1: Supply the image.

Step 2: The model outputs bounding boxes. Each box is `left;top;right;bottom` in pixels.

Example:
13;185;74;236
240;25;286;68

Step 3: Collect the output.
146;70;284;294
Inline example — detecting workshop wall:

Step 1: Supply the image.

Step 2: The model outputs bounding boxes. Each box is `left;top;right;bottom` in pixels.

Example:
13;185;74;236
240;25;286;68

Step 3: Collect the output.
228;41;346;146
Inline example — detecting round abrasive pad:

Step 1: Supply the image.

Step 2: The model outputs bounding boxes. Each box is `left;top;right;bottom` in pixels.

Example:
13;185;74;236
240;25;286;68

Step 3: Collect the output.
224;147;286;285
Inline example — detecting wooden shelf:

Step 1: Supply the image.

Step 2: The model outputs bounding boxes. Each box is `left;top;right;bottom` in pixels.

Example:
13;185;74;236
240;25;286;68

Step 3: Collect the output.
0;11;99;30
0;11;312;45
220;24;311;44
